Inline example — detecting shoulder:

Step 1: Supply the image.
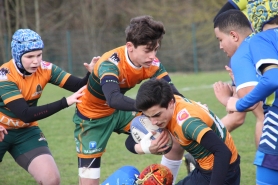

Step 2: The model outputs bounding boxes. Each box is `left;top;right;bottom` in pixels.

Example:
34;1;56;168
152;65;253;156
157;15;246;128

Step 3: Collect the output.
40;61;53;70
250;29;277;45
0;60;18;81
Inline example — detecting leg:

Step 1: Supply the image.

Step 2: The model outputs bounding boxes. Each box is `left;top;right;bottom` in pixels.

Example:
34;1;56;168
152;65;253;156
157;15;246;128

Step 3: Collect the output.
10;127;59;185
184;152;196;174
175;168;210;185
16;146;60;185
78;157;101;185
162;135;184;184
251;102;264;148
28;154;60;185
256;165;278;185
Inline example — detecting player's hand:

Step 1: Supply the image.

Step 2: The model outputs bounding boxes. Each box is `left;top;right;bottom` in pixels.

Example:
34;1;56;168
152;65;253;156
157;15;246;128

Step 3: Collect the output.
151;130;171;154
66;85;87;106
213;81;233;106
225;65;235;82
137;130;170;154
0;126;7;142
84;56;100;73
226;97;239;113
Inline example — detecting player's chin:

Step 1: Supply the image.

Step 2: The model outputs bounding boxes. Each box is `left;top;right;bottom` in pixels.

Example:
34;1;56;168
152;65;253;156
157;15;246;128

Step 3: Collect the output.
142;62;152;68
157;122;166;128
27;68;38;73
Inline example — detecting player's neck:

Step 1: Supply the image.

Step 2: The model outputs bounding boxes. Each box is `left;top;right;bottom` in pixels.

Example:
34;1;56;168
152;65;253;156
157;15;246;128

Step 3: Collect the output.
263;24;278;31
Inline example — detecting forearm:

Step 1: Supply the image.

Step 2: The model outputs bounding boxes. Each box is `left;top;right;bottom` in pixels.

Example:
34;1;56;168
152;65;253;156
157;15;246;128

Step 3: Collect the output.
125;134;143;154
62;72;90;92
6;98;68;123
200;131;231;185
236;69;278;111
102;82;138;111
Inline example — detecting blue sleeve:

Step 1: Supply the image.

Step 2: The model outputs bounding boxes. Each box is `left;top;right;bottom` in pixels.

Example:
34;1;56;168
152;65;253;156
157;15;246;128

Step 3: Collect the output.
236;68;278;111
231;41;258;91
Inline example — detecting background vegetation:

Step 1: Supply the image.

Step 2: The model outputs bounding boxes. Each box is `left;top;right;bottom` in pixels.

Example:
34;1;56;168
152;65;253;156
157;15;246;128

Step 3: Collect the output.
0;71;257;185
0;0;230;74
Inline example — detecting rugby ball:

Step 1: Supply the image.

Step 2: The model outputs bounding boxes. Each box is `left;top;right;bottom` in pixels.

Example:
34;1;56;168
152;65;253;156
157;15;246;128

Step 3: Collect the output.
130;115;173;155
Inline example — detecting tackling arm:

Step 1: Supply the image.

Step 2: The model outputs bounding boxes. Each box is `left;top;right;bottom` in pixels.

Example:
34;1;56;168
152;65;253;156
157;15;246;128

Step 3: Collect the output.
200;130;232;185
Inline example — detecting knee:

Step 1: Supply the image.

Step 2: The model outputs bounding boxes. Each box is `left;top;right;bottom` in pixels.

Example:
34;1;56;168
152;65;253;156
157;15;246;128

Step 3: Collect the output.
47;175;60;185
36;171;60;185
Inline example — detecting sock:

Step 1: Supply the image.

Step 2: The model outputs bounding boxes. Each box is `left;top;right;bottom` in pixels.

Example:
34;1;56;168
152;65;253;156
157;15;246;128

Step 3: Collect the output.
161;155;182;184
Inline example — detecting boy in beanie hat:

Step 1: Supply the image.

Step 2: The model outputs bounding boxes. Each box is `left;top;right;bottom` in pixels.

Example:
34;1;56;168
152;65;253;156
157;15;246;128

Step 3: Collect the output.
0;28;99;185
11;29;44;72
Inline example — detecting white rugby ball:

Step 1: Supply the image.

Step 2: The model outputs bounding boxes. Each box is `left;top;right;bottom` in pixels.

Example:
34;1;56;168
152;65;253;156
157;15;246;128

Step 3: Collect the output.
130;115;173;155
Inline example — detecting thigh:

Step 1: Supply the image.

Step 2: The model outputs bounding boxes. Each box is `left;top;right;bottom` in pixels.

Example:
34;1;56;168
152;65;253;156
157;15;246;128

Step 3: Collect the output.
16;146;52;171
113;110;141;133
9;127;48;160
175;169;210;185
0;129;15;162
256;166;278;185
73;113;117;158
224;156;241;185
28;154;60;185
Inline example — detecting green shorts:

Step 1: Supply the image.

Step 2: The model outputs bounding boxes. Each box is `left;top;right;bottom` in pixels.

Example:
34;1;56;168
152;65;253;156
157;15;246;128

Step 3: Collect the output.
73;109;138;158
0;126;48;162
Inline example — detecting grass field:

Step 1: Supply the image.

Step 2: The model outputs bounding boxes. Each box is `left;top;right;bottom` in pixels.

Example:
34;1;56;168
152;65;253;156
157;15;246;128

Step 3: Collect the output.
0;71;257;185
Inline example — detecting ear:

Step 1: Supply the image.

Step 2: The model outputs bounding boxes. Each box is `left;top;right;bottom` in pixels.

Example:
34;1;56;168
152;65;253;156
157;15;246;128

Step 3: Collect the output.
230;31;239;42
168;99;175;109
126;42;134;52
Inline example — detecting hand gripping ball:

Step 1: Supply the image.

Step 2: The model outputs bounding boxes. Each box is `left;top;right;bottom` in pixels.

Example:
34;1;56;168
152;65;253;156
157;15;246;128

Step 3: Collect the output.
136;164;173;185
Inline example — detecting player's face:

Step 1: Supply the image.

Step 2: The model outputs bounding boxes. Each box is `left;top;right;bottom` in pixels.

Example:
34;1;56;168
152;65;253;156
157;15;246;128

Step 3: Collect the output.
126;42;159;68
214;28;237;58
21;50;42;73
142;99;175;128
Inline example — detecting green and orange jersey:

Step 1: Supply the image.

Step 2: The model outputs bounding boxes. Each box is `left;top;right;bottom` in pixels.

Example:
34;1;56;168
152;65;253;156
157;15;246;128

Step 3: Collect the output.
77;45;168;119
0;59;70;129
167;95;238;170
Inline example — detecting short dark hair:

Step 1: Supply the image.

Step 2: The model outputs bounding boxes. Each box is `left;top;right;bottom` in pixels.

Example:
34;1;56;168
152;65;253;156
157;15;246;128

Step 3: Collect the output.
125;15;165;50
214;9;252;34
135;79;174;111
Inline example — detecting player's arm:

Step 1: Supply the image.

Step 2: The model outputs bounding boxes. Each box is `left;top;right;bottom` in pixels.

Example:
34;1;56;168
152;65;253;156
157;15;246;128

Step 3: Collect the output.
62;57;99;92
153;63;184;97
236;86;260;111
200;130;232;185
161;75;184;97
62;72;90;92
101;76;137;111
3;82;85;123
125;131;170;154
235;67;278;111
6;98;68;123
182;117;231;184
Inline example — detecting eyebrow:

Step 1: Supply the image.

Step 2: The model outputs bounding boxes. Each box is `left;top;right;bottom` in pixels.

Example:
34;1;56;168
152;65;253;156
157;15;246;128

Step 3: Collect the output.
144;112;161;118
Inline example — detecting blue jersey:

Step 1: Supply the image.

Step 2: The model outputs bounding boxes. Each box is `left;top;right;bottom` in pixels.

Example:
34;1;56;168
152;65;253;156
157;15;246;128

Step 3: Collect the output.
250;28;278;108
236;29;278;110
231;34;259;92
236;28;278;170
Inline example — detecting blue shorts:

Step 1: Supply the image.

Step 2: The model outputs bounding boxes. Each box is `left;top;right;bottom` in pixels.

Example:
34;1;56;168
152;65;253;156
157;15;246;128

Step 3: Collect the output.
256;165;278;185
